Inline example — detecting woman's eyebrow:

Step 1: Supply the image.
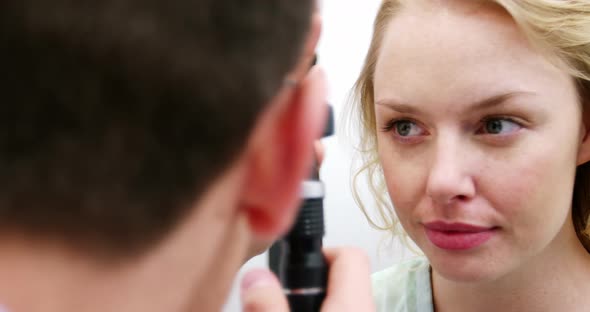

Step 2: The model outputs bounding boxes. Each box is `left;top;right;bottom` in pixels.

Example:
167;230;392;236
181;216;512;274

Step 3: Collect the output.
375;91;535;114
467;91;535;112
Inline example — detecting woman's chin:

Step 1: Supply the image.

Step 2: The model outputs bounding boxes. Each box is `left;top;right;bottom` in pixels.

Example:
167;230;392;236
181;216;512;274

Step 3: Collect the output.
426;248;507;284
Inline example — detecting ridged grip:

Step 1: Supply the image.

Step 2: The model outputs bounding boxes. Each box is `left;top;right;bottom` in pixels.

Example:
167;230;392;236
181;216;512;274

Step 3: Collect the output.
287;198;324;238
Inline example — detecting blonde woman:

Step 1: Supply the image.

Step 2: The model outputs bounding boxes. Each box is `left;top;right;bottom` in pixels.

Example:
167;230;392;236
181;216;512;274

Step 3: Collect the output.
351;0;590;311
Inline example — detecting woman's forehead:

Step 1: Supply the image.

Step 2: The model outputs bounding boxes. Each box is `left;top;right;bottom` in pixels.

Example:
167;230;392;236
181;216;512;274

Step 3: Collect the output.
374;4;565;99
372;4;578;118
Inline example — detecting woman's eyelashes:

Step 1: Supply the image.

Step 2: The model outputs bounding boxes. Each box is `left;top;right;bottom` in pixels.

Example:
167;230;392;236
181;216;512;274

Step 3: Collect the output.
475;117;523;136
381;118;427;144
380;115;525;144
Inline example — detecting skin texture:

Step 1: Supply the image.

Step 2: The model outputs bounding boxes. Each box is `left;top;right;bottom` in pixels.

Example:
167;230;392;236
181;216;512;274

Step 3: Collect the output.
373;1;590;311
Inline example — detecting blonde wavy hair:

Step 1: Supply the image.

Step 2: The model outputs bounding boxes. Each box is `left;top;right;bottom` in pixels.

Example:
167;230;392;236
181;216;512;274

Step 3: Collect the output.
349;0;590;252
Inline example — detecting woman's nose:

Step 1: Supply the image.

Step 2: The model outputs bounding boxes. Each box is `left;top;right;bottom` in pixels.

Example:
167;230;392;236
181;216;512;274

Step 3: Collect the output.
425;138;476;206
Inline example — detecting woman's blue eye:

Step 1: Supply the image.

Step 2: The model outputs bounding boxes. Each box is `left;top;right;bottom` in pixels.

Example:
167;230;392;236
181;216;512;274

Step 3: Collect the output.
393;120;423;136
483;118;521;134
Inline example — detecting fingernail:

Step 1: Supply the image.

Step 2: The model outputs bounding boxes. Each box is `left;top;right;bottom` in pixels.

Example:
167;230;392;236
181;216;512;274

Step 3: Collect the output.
241;269;277;293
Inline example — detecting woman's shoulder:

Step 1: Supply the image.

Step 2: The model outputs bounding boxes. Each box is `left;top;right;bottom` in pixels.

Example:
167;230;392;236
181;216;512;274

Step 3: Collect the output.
371;257;433;312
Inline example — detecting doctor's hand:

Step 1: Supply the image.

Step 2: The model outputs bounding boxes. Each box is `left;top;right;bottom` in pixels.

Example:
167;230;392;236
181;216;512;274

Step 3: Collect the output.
240;247;375;312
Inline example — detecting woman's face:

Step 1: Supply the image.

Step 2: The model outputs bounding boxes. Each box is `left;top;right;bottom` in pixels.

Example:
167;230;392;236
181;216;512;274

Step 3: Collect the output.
373;1;589;282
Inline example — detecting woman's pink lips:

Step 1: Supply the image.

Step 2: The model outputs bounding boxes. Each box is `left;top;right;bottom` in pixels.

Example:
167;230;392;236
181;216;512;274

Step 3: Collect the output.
423;221;497;250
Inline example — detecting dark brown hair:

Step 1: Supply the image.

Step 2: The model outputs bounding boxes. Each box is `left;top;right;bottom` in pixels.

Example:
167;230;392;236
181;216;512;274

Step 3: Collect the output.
0;0;313;258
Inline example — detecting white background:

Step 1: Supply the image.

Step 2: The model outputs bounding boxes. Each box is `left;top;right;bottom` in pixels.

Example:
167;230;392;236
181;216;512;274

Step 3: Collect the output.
223;1;412;310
